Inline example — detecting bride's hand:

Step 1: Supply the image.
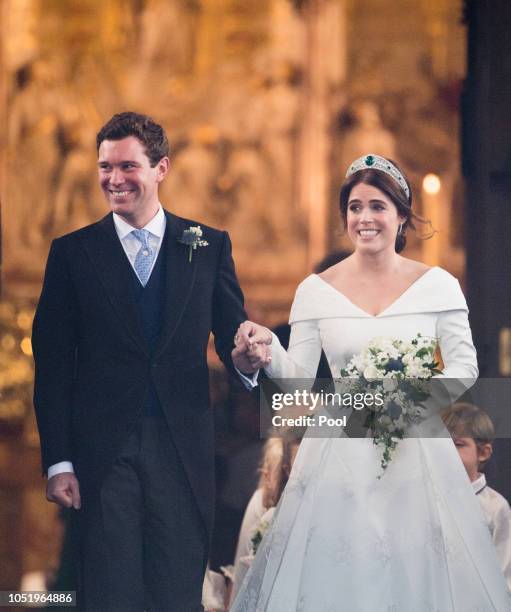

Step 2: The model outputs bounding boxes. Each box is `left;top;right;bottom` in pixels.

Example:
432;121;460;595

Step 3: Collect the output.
232;321;272;374
235;321;273;348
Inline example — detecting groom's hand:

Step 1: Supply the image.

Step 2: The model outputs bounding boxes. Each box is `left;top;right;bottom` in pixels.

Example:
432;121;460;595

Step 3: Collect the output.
47;472;81;510
232;342;272;373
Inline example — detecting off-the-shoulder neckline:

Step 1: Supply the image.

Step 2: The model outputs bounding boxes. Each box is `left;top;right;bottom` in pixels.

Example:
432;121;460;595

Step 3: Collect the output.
311;266;440;318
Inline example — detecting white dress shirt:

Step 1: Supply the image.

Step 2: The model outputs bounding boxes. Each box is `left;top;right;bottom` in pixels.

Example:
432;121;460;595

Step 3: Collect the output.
112;205;166;282
47;206;166;479
473;473;511;591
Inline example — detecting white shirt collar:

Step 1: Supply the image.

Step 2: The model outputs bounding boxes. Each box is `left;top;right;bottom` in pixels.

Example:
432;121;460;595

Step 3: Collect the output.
113;204;166;240
472;473;487;495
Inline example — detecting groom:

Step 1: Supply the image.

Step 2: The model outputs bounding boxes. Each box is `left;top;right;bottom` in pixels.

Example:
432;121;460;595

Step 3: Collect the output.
33;112;252;611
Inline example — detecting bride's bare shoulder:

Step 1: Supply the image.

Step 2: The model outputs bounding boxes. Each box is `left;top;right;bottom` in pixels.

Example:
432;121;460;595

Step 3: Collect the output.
317;258;354;283
399;257;431;277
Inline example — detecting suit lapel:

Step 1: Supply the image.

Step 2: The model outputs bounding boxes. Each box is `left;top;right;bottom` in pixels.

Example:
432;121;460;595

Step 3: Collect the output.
153;211;199;358
80;213;150;356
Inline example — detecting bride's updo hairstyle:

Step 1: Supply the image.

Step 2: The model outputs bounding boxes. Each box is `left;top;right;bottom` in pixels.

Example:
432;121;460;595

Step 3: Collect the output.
339;155;426;253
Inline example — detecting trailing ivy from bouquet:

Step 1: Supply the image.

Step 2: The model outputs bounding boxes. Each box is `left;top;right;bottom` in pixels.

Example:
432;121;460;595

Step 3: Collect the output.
250;508;275;556
339;334;442;476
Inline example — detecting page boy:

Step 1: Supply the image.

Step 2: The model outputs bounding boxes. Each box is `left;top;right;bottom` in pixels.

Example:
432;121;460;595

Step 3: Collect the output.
443;402;511;591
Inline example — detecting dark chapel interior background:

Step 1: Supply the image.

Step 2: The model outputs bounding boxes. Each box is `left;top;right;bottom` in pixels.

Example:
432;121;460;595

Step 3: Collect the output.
0;0;510;599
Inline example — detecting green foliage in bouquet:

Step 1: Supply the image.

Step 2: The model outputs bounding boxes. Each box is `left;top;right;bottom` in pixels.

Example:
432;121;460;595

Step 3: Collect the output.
338;334;441;476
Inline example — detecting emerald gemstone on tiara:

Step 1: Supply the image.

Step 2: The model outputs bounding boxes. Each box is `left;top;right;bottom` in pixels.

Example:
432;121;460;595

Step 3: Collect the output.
365;155;375;166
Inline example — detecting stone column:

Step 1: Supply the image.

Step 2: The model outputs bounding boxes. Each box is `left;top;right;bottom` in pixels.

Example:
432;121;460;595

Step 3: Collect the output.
0;0;7;291
297;0;346;270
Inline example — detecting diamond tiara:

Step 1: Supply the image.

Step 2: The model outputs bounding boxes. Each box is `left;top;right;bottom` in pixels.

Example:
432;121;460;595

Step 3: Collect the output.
345;154;410;199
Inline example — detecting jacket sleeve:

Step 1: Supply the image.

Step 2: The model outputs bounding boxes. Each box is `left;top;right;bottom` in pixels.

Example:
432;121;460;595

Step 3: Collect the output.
32;239;78;473
211;231;247;376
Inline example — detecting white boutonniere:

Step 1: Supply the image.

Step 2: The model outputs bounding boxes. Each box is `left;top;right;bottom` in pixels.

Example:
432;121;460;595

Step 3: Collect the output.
178;225;209;262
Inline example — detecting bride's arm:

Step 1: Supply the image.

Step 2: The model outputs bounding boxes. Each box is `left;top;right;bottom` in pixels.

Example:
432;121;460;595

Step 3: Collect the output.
232;318;322;382
233;278;323;382
433;308;479;409
436;309;478;380
264;319;322;380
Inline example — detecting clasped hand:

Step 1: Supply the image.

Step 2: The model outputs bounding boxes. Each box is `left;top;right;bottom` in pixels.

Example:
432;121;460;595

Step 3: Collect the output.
232;321;273;374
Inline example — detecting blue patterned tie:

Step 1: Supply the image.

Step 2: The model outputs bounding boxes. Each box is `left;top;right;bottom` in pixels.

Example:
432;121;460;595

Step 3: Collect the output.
132;229;155;286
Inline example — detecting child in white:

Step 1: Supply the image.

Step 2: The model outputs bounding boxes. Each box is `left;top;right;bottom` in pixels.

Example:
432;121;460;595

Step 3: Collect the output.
444;402;511;592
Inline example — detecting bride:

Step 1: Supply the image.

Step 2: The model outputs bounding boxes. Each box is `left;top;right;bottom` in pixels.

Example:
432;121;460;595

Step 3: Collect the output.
231;154;510;611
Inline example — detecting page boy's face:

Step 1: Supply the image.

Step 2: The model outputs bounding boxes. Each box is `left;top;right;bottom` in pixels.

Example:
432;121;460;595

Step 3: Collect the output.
453;436;491;482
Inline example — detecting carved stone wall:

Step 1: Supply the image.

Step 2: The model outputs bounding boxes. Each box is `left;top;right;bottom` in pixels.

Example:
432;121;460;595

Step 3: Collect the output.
330;0;466;273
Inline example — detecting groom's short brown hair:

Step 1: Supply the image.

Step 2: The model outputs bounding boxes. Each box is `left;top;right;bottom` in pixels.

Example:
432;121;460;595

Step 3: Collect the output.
96;112;169;167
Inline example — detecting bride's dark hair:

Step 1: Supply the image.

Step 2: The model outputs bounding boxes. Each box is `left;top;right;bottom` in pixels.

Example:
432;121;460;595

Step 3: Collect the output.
339;159;431;253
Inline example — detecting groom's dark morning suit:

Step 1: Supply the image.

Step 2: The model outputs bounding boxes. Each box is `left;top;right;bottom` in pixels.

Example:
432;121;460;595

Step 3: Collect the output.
32;210;247;611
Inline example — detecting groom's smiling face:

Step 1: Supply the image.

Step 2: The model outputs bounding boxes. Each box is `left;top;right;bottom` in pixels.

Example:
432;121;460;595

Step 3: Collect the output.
98;136;169;227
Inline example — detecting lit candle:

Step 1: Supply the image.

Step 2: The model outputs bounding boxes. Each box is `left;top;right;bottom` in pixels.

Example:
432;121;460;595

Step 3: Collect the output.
422;173;441;266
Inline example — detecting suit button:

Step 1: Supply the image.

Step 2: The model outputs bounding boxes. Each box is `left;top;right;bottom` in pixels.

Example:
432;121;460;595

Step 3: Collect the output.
152;362;158;369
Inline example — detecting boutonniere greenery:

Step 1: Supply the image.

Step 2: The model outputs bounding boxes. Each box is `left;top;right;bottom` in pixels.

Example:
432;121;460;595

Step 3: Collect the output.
178;225;209;262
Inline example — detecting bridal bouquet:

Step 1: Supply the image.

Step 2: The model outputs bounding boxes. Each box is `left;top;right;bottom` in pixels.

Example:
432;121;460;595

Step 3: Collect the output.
339;334;441;475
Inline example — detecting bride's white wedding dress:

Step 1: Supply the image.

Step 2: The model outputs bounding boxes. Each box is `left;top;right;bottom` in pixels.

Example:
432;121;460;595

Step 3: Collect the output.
232;267;511;611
